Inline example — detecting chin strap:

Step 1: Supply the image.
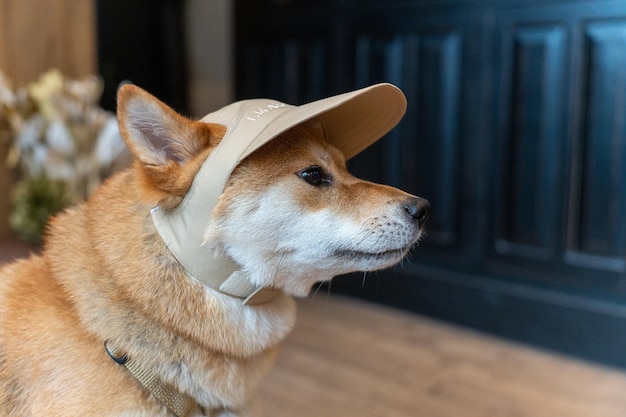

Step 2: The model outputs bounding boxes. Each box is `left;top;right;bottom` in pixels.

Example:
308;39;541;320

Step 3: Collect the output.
152;204;281;306
218;271;282;305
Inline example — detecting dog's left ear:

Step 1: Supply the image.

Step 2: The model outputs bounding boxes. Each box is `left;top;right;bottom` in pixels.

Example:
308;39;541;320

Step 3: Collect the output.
117;84;226;207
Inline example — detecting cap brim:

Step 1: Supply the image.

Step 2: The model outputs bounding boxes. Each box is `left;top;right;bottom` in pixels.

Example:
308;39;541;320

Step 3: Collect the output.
241;83;407;161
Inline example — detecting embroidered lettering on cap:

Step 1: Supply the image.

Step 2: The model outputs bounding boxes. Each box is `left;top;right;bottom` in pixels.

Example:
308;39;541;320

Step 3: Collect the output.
245;102;286;121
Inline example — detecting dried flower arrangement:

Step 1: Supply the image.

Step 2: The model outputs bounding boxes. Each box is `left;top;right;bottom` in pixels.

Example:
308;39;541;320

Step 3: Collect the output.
0;69;128;244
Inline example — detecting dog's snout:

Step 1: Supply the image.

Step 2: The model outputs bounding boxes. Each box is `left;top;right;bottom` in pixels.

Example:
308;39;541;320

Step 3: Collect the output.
403;197;430;228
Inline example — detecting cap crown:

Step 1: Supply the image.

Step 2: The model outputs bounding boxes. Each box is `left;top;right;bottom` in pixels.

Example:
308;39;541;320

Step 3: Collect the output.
151;84;407;298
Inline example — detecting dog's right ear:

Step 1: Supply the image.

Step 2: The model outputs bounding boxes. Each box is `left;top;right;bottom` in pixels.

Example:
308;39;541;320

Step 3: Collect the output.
117;84;226;207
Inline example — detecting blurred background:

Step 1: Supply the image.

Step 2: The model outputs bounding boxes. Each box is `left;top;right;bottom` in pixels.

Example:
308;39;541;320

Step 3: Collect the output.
1;0;625;382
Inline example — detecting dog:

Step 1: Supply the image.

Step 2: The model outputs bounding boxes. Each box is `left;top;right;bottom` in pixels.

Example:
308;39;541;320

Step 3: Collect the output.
0;84;429;416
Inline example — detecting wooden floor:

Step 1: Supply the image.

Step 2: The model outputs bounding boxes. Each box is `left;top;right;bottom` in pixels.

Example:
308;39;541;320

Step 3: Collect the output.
249;294;626;417
2;239;626;416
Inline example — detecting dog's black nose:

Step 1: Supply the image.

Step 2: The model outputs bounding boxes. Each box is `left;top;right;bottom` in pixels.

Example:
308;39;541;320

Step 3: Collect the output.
404;197;430;228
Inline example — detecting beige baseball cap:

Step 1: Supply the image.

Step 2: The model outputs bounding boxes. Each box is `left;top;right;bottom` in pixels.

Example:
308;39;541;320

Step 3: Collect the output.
151;83;407;302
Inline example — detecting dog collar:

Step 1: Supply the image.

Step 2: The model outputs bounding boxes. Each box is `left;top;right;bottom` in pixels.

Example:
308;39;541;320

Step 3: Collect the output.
105;340;206;417
150;84;407;304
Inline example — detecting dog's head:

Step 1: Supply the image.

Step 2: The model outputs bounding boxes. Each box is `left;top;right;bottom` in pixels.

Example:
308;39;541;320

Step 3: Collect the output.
118;85;429;297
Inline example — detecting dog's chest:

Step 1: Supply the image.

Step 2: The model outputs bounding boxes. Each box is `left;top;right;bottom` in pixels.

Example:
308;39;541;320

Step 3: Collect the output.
166;344;280;412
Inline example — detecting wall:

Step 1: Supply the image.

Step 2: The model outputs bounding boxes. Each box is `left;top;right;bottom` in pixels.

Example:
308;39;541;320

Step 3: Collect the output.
185;0;233;117
0;0;96;238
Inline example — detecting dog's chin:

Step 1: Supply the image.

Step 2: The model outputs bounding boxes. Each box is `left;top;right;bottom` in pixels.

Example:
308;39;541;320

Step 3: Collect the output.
332;246;410;271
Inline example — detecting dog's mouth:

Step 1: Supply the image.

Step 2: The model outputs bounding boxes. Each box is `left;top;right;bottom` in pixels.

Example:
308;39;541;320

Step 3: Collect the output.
332;247;409;262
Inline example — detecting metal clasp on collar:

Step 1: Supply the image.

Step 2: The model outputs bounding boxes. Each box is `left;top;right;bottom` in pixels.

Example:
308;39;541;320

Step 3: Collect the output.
104;340;128;365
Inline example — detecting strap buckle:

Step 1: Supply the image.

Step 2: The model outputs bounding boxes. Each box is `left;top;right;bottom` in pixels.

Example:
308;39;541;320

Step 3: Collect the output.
104;340;128;365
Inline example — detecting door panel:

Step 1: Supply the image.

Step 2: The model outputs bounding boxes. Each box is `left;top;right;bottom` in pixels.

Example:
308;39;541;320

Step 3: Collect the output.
235;0;626;368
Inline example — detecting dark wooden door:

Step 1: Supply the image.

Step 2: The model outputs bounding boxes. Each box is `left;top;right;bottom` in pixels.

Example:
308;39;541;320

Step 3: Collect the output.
235;0;626;368
96;0;188;112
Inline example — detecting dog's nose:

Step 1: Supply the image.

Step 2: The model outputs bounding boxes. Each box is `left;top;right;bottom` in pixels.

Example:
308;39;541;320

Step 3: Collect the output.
403;197;430;228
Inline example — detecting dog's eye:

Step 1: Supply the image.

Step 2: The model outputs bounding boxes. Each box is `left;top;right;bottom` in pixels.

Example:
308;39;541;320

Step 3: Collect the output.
297;166;331;186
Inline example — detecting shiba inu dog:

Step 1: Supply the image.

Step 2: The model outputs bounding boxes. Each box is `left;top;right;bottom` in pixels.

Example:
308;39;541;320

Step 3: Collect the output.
0;83;429;416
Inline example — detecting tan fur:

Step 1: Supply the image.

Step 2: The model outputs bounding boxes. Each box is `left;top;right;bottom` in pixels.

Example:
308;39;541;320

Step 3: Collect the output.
0;85;428;416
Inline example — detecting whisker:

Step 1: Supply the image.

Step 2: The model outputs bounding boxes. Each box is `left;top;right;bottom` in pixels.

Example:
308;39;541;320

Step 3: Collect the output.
325;280;332;303
310;281;325;301
398;249;408;271
268;252;287;288
349;228;377;247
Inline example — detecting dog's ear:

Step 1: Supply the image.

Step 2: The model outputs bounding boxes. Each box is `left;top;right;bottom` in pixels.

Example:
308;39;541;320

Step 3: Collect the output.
117;84;226;207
